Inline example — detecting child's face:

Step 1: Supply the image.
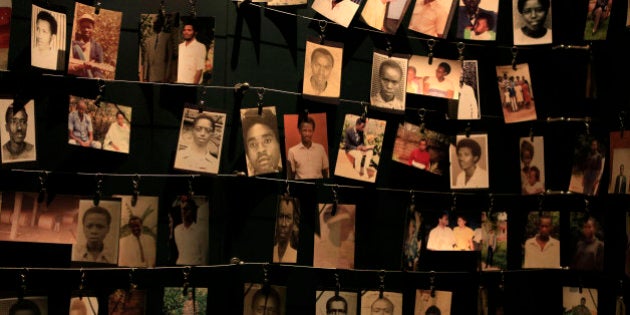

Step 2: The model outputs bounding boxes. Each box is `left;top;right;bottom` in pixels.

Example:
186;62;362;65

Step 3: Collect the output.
528;170;538;185
474;18;489;34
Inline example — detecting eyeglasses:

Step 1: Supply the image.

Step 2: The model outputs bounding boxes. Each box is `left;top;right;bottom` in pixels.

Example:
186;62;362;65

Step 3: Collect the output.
10;118;27;126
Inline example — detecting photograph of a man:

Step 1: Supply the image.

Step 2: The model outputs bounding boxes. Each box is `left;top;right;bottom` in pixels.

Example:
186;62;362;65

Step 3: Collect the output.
314;203;356;269
176;16;215;85
608;131;630;195
612;164;627;194
316;290;357;315
522;211;560;269
1;100;36;163
360;291;402;315
273;195;300;263
0;297;47;315
311;0;362;28
568;136;606;196
243;283;286;315
414;289;452;315
31;5;66;70
562;287;597;315
335;114;386;183
284;113;329;180
71;199;121;265
138;13;179;83
303;40;342;99
162;287;207;315
115;195;158;268
370;52;407;111
170;195;209;266
174;108;226;175
241;106;282;176
391;122;450;176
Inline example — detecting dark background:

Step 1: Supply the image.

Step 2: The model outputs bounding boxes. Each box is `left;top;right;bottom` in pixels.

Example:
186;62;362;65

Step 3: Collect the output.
0;0;629;314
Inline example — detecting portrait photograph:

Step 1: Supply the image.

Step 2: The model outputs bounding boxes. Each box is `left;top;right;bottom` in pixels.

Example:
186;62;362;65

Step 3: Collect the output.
495;64;537;123
334;114;386;183
69;296;98;315
407;0;457;38
569;211;605;272
311;0;362;28
522;210;561;269
370;51;408;112
302;39;343;100
407;55;462;100
584;0;612;40
243;283;286;315
0;99;37;164
562;286;598;315
169;195;210;266
68;95;132;154
568;135;606;196
31;4;66;71
455;0;499;40
414;289;452;315
173;107;226;175
113;195;158;268
241;106;283;177
314;203;356;269
273;194;300;264
360;291;402;315
176;15;215;85
138;12;180;83
402;207;422;271
0;0;10;70
512;0;553;45
479;211;508;271
520;136;545;195
0;192;80;244
71;198;121;265
608;130;630;194
424;210;481;251
360;0;412;34
163;287;207;314
268;0;308;6
284;112;330;180
315;290;358;315
68;2;121;80
449;60;481;120
449;134;490;189
0;296;47;315
108;288;146;315
391;122;450;176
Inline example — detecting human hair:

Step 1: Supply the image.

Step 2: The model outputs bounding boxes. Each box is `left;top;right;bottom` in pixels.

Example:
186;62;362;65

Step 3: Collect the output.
5;105;27;123
355;117;366;126
517;0;550;13
311;47;334;66
298;116;316;130
182;19;197;32
69;298;87;314
241;108;278;139
326;295;348;312
520;140;534;160
36;10;58;35
182;197;199;223
193;113;215;132
9;299;41;315
82;206;112;226
371;296;394;310
251;286;281;310
379;59;403;77
476;11;494;30
425;305;441;315
456;138;482;159
438;62;451;75
529;166;540;181
538;213;552;225
277;195;300;247
129;215;143;224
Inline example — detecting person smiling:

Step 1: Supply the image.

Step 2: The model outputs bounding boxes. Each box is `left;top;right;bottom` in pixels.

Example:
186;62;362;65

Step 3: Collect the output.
513;0;552;45
453;137;488;188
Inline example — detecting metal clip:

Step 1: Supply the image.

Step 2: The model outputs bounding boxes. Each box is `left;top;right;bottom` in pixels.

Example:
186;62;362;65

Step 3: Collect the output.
94;173;103;206
427;39;435;65
131;174;140;207
257;88;265;115
319;20;327;44
511;47;518;70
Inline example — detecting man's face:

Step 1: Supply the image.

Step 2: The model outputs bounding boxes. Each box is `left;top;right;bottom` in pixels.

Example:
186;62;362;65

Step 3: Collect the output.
356;122;366;132
538;217;552;237
77;102;87;116
327;300;347;315
277;202;294;243
439;214;449;227
78;20;94;38
473;18;489;34
457;147;477;171
6;109;27;145
182;25;195;41
246;123;280;174
457;217;466;227
527;170;538;185
35;19;53;47
582;220;594;238
418;140;427;151
299;122;314;146
370;298;393;315
379;65;402;101
252;295;279;315
83;212;110;246
129;218;142;237
620;165;625;174
193;118;213;147
311;52;333;86
116;113;125;126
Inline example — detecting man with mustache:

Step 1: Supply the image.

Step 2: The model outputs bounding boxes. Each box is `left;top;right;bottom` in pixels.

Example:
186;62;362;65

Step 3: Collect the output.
2;104;35;162
241;107;282;176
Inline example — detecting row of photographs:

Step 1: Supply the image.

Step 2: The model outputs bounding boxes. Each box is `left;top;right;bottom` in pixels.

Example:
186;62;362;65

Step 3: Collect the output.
2;97;629;195
0;284;600;314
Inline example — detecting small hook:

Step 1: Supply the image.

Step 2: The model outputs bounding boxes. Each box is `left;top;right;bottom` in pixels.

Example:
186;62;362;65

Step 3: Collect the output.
131;174;140;207
285;180;291;197
94;173;103;206
257;88;265;115
457;42;465;67
418;108;426;134
94;79;106;107
451;193;457;212
360;102;369;121
385;38;393;57
198;88;207;113
331;185;339;216
263;263;270;286
409;190;415;212
488;193;494;215
427;39;435;65
619;111;626;138
79;268;87;293
335;273;341;296
319;20;327;44
378;270;386;298
94;1;101;15
499;270;505;292
584;198;590;214
129;268;138;292
37;171;48;204
429;271;436;297
464;122;471;138
511;47;518;70
182;266;191;296
188;176;195;198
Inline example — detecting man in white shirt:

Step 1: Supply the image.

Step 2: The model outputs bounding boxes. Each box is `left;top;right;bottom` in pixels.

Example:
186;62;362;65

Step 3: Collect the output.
118;215;156;267
523;214;560;268
427;212;456;250
287;116;329;179
174;197;208;265
177;21;206;84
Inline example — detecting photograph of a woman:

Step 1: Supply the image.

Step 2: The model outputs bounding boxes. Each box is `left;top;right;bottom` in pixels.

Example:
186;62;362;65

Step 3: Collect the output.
512;0;552;45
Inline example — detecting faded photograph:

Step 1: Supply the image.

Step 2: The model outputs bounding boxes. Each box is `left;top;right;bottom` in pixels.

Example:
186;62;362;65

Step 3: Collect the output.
243;283;286;315
0;99;37;164
520;136;545;195
407;55;461;100
360;291;402;315
360;0;412;33
163;287;207;315
71;198;121;265
370;51;407;112
568;135;606;196
31;4;66;71
108;288;146;315
424;210;481;251
69;295;98;315
302;40;343;99
138;13;180;83
608;131;630;194
0;296;47;315
169;195;210;266
334;114;386;183
176;16;215;85
114;195;158;268
311;0;362;28
391;122;450;176
479;211;507;270
414;289;452;315
450;60;480;120
408;0;457;38
273;195;300;263
449;134;489;189
522;211;560;269
562;286;597;315
314;203;356;269
268;0;308;5
315;290;358;315
496;64;537;123
241;106;283;176
284;112;329;180
174;107;226;174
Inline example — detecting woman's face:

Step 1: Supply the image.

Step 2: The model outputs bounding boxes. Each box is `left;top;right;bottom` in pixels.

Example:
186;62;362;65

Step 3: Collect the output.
457;147;478;171
521;0;547;31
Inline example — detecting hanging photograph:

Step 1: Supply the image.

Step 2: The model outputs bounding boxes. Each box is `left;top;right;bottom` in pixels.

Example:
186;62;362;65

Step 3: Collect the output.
360;291;402;315
241;106;282;176
479;211;507;270
163;287;208;315
495;64;537;123
450;60;481;120
522;211;560;269
315;290;358;315
138;12;180;83
314;203;356;269
360;0;412;34
608;130;630;194
176;15;215;85
512;0;553;45
407;0;457;38
0;296;47;315
402;206;422;271
520;136;545;195
626;212;630;277
284;112;330;180
569;211;605;271
568;135;606;196
169;195;210;266
406;55;462;100
108;288;146;315
273;194;300;263
268;0;308;5
0;99;37;164
68;95;132;154
449;134;490;189
243;283;286;315
31;4;66;71
425;210;481;251
455;0;499;40
584;0;612;40
391;122;450;176
67;2;121;79
370;51;408;112
334;114;386;183
302;39;343;100
69;295;98;315
173;107;226;175
0;192;80;244
414;289;452;315
311;0;362;28
0;0;10;70
71;198;121;265
113;195;158;268
562;286;598;315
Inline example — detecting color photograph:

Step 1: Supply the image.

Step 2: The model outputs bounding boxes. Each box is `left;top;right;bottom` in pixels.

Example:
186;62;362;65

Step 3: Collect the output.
455;0;499;40
522;211;560;269
176;15;215;85
114;195;158;268
0;0;11;70
360;0;412;33
169;195;210;266
520;136;545;195
408;0;457;38
392;122;450;176
568;135;606;196
584;0;612;40
608;130;630;194
562;286;598;315
479;211;508;270
311;0;362;28
569;211;604;272
284;112;329;180
334;114;386;183
496;64;537;123
108;288;146;315
407;55;462;100
163;287;208;315
138;12;180;83
69;295;98;315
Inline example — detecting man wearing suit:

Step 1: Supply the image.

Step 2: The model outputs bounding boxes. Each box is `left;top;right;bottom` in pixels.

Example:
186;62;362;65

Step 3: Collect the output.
68;13;104;78
614;164;627;194
343;117;373;176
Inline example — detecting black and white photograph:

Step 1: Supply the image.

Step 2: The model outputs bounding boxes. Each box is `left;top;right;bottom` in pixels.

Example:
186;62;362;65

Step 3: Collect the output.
273;194;300;263
414;289;452;315
0;99;37;164
31;4;66;71
562;286;597;315
360;291;403;315
315;290;358;315
568;135;606;196
311;0;362;28
163;287;207;314
406;55;461;100
302;39;343;100
496;64;537;123
314;203;356;269
173;107;226;175
608;130;629;194
334;114;386;183
243;283;286;315
569;211;604;272
114;195;158;268
512;0;553;45
176;16;215;85
0;296;47;315
169;195;210;266
391;122;450;176
520;136;545;195
241;106;282;177
449;60;480;120
522;211;561;269
138;12;180;83
71;198;121;265
449;134;489;189
69;295;98;315
370;51;407;112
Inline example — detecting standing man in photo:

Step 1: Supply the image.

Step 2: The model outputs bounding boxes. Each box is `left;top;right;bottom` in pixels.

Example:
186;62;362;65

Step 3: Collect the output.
68;13;104;78
177;20;206;84
287;116;329;179
614;164;627;194
118;215;156;268
2;104;35;162
426;211;455;250
523;213;560;268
